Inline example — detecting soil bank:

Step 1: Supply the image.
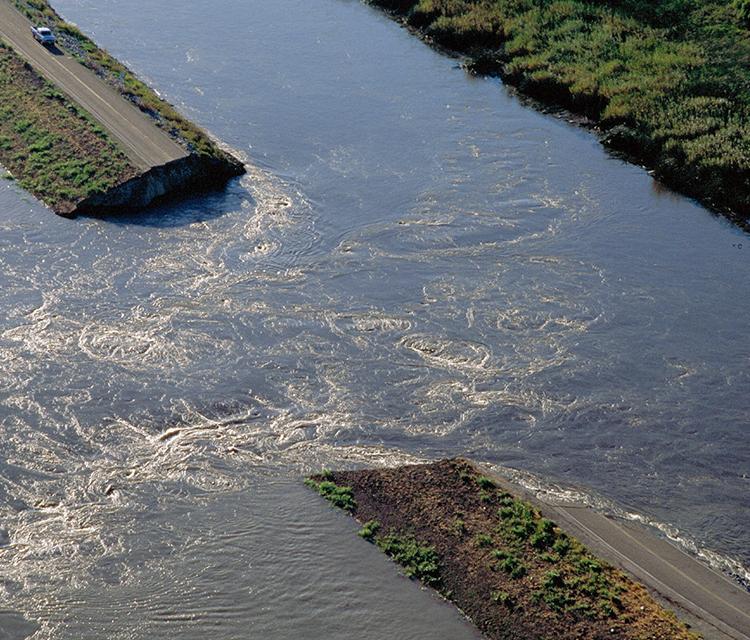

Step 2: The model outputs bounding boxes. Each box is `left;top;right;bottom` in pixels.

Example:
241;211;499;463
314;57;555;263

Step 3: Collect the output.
307;459;704;640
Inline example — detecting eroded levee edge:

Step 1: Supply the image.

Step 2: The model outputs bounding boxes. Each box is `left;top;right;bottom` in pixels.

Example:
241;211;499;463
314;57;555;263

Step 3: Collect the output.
304;458;750;640
2;0;246;218
62;152;246;218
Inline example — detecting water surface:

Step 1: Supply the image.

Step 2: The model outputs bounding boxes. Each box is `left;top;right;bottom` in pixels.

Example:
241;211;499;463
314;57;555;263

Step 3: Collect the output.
0;0;748;636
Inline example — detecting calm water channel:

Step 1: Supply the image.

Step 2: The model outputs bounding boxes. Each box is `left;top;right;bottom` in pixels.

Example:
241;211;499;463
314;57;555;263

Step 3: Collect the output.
0;0;748;637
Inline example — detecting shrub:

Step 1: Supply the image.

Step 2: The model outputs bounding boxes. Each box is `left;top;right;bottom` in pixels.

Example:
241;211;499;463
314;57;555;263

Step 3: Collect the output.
530;518;557;549
498;498;538;543
475;475;495;490
491;590;515;607
493;549;527;578
735;0;750;26
358;520;381;541
452;517;467;536
304;478;357;512
376;534;441;586
475;532;494;547
552;534;572;556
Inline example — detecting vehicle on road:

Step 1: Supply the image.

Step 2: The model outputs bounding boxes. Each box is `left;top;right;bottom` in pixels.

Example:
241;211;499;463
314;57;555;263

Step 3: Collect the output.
31;26;55;46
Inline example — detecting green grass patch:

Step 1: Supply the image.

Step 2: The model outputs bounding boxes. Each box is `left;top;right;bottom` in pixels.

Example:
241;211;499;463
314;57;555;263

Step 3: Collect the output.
492;548;527;578
303;473;441;588
494;493;621;617
358;519;381;540
475;532;494;547
491;589;515;607
375;533;441;586
452;517;467;536
304;478;357;512
476;475;495;489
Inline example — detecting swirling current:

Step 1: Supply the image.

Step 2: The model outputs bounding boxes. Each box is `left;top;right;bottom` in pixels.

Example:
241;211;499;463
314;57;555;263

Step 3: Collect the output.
0;0;748;637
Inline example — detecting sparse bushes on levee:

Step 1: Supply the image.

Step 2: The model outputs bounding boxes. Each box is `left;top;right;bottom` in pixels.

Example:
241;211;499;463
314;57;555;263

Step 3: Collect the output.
358;519;441;587
375;532;441;586
306;460;698;639
12;0;223;159
304;477;357;511
0;41;134;211
304;475;442;587
369;0;750;220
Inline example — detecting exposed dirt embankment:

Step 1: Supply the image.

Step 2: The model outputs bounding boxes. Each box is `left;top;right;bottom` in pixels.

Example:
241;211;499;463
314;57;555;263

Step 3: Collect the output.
66;151;245;217
308;459;698;640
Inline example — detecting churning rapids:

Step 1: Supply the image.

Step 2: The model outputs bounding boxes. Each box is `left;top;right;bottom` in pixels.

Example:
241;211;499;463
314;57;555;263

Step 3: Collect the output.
0;0;748;637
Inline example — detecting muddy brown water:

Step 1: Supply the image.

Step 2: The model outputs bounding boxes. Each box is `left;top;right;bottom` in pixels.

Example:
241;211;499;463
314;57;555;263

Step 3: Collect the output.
0;0;748;636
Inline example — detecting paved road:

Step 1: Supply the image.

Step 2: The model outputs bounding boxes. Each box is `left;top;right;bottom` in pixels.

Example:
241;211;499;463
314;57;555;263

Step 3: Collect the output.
483;467;750;640
0;0;186;170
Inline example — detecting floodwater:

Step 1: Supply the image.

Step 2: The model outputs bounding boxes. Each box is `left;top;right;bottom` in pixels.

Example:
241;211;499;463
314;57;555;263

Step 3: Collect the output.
0;0;748;636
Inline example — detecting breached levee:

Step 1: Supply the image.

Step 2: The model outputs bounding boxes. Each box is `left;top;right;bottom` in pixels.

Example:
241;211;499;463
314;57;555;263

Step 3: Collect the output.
0;0;245;218
305;459;701;640
70;152;245;217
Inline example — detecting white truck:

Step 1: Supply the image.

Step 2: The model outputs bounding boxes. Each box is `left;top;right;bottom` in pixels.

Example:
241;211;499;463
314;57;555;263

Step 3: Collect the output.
31;26;56;46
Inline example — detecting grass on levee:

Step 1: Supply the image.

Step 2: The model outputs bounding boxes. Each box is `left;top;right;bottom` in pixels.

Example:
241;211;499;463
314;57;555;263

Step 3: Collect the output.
12;0;225;160
304;477;443;587
371;0;750;218
304;472;358;512
0;40;135;211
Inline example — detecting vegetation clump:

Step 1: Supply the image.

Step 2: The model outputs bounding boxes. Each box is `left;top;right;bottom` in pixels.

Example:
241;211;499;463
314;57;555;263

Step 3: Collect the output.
491;589;515;607
737;0;750;25
476;475;495;489
306;473;441;585
0;40;134;212
358;519;381;540
492;548;527;578
491;485;624;618
304;478;357;512
375;533;442;586
369;0;750;220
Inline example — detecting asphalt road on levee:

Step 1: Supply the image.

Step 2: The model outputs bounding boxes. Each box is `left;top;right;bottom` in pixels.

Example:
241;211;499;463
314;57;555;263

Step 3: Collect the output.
0;0;187;171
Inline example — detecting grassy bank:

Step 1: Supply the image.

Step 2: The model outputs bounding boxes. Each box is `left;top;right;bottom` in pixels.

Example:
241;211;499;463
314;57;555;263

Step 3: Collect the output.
369;0;750;220
12;0;229;160
0;40;135;213
306;459;697;640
